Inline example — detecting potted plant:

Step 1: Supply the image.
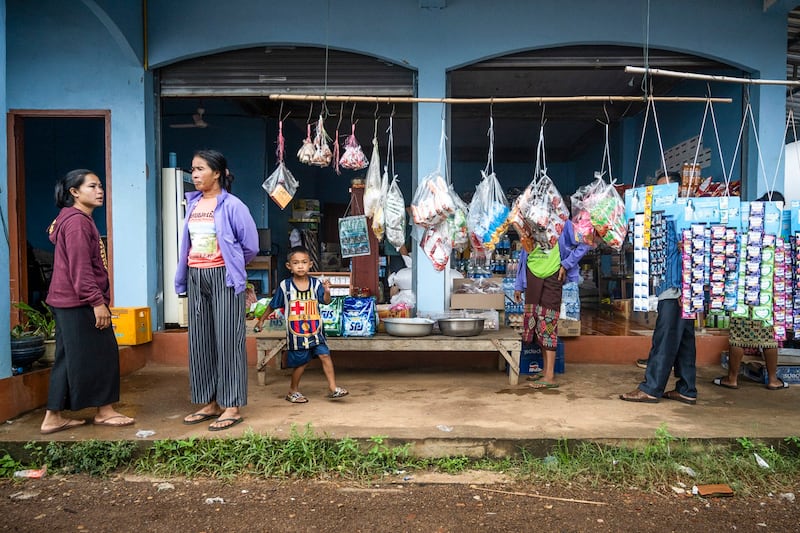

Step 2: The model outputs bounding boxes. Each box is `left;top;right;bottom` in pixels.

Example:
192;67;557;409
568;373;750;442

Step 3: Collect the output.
11;302;53;368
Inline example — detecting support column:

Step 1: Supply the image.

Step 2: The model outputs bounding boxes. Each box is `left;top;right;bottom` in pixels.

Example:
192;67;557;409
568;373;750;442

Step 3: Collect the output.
414;66;449;314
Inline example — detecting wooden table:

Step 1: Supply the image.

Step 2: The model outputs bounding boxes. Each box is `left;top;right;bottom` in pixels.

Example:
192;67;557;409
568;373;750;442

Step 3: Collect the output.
255;329;522;385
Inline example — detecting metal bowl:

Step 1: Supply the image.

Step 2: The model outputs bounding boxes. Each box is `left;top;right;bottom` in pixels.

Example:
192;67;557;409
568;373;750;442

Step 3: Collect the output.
382;317;435;337
437;317;485;337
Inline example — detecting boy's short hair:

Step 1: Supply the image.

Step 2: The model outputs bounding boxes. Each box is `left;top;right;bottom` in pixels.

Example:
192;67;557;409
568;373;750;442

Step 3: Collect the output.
287;245;311;261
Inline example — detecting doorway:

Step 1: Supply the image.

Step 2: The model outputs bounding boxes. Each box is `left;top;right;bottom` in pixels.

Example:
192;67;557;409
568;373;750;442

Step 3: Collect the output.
7;110;111;325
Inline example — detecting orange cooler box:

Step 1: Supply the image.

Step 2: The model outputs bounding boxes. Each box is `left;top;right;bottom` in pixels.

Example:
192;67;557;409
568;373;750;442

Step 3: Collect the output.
110;307;152;345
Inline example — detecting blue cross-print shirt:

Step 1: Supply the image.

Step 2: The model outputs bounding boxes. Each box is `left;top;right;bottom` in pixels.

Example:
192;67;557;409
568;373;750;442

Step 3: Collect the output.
269;277;327;350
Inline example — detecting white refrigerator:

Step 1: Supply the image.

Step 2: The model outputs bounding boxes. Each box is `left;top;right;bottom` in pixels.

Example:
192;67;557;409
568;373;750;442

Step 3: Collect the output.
161;167;192;327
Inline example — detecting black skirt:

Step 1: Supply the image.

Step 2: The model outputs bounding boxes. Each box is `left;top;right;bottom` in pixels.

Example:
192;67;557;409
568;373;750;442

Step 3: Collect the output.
46;306;120;411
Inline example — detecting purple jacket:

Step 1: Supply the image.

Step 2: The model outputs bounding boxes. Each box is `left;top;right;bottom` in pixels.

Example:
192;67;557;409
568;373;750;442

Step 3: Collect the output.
514;219;591;291
174;189;259;295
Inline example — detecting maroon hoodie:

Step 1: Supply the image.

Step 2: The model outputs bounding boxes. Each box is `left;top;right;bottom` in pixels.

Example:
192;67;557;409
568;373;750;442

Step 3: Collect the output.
46;207;110;309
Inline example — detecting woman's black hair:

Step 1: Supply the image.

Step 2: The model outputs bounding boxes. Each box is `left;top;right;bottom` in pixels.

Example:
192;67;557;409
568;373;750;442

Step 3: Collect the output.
757;191;784;202
194;149;234;192
54;169;96;208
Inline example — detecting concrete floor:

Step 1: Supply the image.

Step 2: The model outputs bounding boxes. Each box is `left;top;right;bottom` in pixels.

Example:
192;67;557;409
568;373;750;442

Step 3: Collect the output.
2;362;798;456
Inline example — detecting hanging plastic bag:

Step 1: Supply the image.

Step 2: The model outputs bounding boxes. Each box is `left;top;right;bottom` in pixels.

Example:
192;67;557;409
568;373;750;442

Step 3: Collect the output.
371;173;388;241
410;173;455;228
339;123;369;170
382;117;406;250
339;214;371;258
310;115;332;167
263;119;299;209
419;224;452;272
363;129;382;218
297;123;315;164
466;117;509;256
446;185;469;252
467;171;510;256
587;179;627;250
385;177;407;250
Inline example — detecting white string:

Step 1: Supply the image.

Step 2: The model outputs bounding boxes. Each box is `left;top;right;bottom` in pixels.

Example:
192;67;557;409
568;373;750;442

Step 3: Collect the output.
745;100;773;200
650;98;668;176
767;109;794;200
725;99;749;188
691;99;710;169
707;95;731;195
601;122;614;183
437;115;449;184
484;115;495;176
631;98;651;189
534;123;548;182
386;116;395;180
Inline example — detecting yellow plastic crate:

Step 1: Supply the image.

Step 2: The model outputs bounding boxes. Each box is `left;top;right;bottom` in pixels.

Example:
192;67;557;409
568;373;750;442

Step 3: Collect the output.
110;307;152;345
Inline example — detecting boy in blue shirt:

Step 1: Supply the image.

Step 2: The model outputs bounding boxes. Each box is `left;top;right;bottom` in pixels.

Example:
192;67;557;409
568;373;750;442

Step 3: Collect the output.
254;246;349;403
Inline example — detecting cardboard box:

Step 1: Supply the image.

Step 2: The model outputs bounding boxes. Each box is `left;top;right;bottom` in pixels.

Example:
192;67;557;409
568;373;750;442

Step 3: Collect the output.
513;340;565;375
557;318;581;337
450;279;504;310
110;307;152;345
376;305;412;333
612;298;632;319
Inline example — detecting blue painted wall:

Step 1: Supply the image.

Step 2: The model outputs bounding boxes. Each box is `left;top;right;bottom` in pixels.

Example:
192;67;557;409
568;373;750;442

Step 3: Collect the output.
1;0;9;379
7;0;151;313
1;0;794;370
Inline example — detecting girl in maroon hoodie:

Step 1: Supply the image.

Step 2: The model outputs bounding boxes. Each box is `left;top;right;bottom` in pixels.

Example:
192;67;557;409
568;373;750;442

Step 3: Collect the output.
40;169;135;435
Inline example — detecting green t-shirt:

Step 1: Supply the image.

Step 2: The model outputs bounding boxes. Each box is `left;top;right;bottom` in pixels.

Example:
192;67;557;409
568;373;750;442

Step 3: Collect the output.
527;244;561;279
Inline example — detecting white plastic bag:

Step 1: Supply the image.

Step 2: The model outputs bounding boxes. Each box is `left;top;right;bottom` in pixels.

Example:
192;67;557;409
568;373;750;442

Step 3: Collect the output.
385;177;407;250
363;135;382;218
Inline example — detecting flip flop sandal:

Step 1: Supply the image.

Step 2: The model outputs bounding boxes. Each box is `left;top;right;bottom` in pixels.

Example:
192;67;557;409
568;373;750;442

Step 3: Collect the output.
285;392;309;403
327;387;349;399
183;412;221;425
93;415;135;427
712;376;739;389
40;419;86;435
619;390;658;403
208;417;244;432
525;373;544;382
766;379;790;390
528;381;559;390
662;390;697;405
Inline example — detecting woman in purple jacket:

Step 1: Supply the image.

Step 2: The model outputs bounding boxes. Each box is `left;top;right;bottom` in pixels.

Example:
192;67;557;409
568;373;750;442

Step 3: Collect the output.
514;218;590;388
40;169;135;435
175;150;258;431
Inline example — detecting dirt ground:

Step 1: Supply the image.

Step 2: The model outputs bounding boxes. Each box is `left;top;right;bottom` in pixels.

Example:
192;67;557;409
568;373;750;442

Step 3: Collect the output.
1;473;798;532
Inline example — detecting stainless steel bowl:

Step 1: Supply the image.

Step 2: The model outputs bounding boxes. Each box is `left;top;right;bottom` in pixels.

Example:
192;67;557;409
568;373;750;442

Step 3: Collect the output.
437;317;485;337
382;317;435;337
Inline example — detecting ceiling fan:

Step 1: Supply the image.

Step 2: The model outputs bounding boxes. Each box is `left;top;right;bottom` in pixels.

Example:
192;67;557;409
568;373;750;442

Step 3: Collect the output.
169;107;209;128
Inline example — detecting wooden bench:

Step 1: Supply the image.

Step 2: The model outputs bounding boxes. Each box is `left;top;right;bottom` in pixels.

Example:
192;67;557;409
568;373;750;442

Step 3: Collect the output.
255;329;522;385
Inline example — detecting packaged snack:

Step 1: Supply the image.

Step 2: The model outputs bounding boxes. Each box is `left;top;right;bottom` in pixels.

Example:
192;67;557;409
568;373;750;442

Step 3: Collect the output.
320;296;344;337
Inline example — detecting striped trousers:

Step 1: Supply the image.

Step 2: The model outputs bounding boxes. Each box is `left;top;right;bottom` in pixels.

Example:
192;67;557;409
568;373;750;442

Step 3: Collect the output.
187;266;247;407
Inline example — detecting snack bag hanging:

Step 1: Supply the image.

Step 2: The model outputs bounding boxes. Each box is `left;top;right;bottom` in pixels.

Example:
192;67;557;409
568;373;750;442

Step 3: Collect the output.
578;177;627;250
363;133;382;218
419;224;452;272
371;169;388;241
446;185;470;252
297;123;315;165
263;120;299;209
310;115;332;167
339;124;369;170
410;173;455;228
467;171;510;255
384;176;407;250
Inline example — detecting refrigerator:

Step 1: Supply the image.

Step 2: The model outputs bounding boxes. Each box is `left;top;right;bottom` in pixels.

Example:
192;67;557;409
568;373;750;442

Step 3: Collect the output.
161;167;193;327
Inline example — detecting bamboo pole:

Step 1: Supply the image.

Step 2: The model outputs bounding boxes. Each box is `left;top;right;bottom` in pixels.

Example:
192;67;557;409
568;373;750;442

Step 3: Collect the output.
268;93;732;104
625;66;800;87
